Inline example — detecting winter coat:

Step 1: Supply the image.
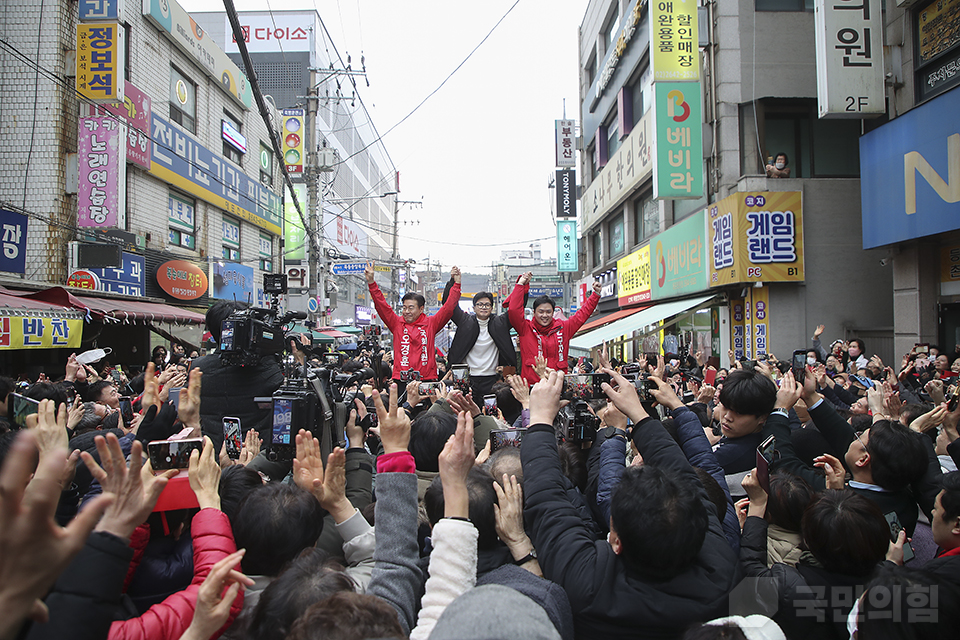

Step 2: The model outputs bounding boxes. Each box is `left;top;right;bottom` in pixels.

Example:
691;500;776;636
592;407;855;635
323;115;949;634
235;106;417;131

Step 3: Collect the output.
441;278;518;368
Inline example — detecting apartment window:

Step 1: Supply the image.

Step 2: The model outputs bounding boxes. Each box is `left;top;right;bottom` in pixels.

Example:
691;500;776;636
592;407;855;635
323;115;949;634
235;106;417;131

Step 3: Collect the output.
222;110;245;165
585;52;597;87
635;194;659;243
168;191;196;250
603;3;620;51
258;233;273;272
169;67;197;134
592;231;603;268
259;144;273;185
222;217;240;261
756;0;813;10
606;110;621;158
609;212;625;258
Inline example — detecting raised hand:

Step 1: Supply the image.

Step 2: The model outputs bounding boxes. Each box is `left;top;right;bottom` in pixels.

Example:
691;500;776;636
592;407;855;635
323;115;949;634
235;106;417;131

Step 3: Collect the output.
493;473;539;575
813;324;825;338
814;453;846;490
177;369;203;435
364;261;375;284
237;429;261;466
178;550;253;640
293;431;353;521
450;265;461;284
530;370;565;427
600;368;648;423
438;411;476;519
142;362;160;411
507;375;530;409
188;437;221;510
775;370;802;410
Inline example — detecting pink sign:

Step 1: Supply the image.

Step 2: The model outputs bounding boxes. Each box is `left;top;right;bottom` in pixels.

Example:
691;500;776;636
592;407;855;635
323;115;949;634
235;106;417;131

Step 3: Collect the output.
77;116;123;228
89;81;151;169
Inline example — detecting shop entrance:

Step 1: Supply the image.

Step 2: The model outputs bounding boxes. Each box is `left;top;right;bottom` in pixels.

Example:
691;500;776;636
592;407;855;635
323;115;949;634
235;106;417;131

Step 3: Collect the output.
939;302;960;355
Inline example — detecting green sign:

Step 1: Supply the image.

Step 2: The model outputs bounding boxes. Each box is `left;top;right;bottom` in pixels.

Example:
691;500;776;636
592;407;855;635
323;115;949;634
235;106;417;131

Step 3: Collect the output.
651;209;708;300
653;82;703;200
284;183;307;261
558;220;578;272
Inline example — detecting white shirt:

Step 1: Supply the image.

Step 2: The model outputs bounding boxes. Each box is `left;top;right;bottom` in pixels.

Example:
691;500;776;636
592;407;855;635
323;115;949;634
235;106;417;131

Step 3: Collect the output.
465;317;498;376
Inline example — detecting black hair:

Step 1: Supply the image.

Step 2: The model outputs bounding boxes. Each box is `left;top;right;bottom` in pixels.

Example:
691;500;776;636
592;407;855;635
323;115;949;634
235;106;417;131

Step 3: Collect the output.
867;420;930;491
492;381;522;425
849;413;872;433
83;380;115;404
773;151;789;166
205;300;248;344
559;440;588;492
938;470;960;525
858;565;960;640
232;483;325;577
288;592;405;640
716;369;776;418
0;376;15;403
532;296;555;312
408;411;458;473
610;465;708;580
682;624;748;640
693;467;728;522
687;403;711;429
152;345;168;359
802;490;889;576
424;467;500;551
850;338;866;353
471;291;494;307
25;381;68;407
401;292;426;308
247;548;356;640
766;471;815;532
0;430;21;469
899;403;932;428
219;465;264;523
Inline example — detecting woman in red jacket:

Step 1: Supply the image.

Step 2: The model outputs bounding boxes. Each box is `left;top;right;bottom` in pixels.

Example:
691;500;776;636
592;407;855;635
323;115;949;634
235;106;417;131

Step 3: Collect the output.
507;271;602;386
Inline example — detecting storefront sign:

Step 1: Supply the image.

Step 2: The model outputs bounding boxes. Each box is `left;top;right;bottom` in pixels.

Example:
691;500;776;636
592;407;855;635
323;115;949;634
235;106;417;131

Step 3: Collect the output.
222;218;240;249
150;112;282;235
78;116;125;229
941;243;960;295
653;82;703;199
85;81;151;169
67;251;144;297
222;120;247;154
212;261;254;301
556;170;577;218
331;262;365;275
814;0;884;118
617;243;651;306
286;265;309;290
529;286;564;298
226;13;313;53
918;0;960;65
282;110;304;173
142;0;252;109
284;183;307;260
650;0;699;81
0;316;82;350
708;191;804;286
156;260;208;300
750;286;770;358
322;208;367;257
651;209;707;300
76;23;124;103
860;87;960;249
558;220;579;272
0;210;27;275
355;305;373;324
79;0;122;21
582;110;653;232
555;120;576;167
730;297;745;361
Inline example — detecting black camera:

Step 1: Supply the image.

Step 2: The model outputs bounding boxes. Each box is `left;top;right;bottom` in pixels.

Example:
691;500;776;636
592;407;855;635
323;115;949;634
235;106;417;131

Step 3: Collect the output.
559;401;600;443
219;307;307;367
624;373;658;402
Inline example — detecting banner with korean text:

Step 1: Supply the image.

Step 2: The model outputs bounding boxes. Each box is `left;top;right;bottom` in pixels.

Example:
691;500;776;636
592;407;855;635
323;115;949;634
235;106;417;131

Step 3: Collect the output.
76;23;124;103
650;0;700;82
730;298;746;361
617;244;651;306
750;286;770;359
558;220;579;272
0;316;83;350
78;116;125;228
555;120;576;167
652;82;703;199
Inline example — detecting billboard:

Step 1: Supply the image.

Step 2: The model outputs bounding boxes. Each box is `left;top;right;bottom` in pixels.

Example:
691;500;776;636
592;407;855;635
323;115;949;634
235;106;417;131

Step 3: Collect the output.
322;208;367;257
653;82;703;199
212;261;255;302
814;0;884;117
226;14;313;53
557;220;579;272
0;316;82;350
555;119;576;167
284;183;308;261
281;110;305;173
617;243;651;306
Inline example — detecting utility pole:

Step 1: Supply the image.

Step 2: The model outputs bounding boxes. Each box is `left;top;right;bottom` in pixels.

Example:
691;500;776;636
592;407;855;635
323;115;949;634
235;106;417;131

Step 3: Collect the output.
391;196;422;307
305;69;322;325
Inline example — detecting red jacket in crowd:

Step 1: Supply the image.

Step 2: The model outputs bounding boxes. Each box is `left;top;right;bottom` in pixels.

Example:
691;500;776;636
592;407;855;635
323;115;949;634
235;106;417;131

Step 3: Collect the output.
369;280;461;381
507;280;600;386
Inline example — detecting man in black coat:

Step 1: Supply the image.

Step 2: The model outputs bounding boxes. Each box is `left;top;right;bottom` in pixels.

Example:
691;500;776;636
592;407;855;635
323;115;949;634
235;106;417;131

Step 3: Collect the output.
441;279;521;400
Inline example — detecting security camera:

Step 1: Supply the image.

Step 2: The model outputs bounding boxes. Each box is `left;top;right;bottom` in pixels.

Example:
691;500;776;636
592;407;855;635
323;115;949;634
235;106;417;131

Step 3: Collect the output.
879;258;889;267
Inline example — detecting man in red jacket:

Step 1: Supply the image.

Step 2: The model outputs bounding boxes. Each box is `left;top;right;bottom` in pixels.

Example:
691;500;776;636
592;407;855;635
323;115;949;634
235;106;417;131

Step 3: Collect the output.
507;271;601;386
366;262;461;382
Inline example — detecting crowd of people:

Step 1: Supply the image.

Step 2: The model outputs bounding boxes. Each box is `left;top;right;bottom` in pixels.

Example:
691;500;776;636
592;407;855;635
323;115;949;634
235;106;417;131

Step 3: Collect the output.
2;269;960;640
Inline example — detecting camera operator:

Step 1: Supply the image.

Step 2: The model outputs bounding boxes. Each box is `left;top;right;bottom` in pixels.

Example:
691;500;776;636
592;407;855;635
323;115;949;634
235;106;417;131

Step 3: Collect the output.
191;301;284;452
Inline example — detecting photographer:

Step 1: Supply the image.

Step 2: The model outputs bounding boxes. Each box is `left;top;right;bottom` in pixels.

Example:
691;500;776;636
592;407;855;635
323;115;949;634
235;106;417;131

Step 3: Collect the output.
191;301;284;452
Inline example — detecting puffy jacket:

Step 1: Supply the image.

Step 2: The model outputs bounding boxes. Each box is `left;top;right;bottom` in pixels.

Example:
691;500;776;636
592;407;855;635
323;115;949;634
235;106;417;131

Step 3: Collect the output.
506;280;599;386
370;280;460;381
192;353;283;451
441;278;518;368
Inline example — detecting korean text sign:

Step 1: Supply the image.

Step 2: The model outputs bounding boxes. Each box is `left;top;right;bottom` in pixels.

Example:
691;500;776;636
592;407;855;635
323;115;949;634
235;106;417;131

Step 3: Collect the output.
0;316;82;350
212;262;255;301
750;286;770;358
558;220;579;272
0;210;27;274
76;23;125;103
814;0;884;118
708;191;804;287
650;0;699;82
284;183;307;260
653;82;703;199
729;298;746;361
149;112;282;235
89;82;152;169
67;251;144;297
555;120;576;168
651;209;707;300
78;116;125;229
79;0;122;21
617;244;651;306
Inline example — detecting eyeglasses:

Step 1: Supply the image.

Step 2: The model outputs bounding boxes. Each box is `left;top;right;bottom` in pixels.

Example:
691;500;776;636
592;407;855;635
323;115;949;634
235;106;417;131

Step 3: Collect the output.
854;429;869;451
474;303;492;309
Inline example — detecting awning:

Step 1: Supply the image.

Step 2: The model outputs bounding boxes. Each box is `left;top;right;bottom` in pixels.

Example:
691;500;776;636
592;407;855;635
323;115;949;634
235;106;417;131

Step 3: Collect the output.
0;289;85;318
319;328;351;338
72;295;206;325
570;295;717;351
288;327;334;344
336;326;363;334
576;306;649;335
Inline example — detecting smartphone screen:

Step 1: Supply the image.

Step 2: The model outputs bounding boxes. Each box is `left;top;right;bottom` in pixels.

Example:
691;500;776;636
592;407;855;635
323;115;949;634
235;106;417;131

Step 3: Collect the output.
272;398;293;445
119;396;134;425
168;387;183;410
791;350;807;384
704;369;717;386
490;428;525;452
756;435;776;493
10;393;40;429
884;512;916;563
223;417;243;459
450;365;470;394
148;438;203;470
419;381;442;394
483;395;498;416
561;373;611;401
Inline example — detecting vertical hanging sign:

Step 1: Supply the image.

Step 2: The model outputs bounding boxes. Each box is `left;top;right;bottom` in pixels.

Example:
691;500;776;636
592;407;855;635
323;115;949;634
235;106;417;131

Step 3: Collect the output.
653;82;703;199
814;0;885;118
77;116;126;228
558;220;579;272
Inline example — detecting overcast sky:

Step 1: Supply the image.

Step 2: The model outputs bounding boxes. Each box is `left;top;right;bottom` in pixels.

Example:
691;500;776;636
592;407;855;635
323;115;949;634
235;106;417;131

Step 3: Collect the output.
190;0;585;274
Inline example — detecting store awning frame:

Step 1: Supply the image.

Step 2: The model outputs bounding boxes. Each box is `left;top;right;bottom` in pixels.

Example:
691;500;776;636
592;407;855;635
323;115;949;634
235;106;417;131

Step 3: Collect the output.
1;286;205;325
570;294;718;351
576;306;649;335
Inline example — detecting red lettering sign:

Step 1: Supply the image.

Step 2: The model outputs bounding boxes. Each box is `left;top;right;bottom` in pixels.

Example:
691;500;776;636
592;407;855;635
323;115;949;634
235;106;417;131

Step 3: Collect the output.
156;260;208;300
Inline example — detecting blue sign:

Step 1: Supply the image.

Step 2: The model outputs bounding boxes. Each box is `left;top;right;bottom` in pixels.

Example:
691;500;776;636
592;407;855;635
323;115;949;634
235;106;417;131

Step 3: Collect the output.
79;0;122;21
212;262;255;302
331;262;366;275
0;210;27;275
88;251;144;296
528;286;564;298
149;113;282;235
860;87;960;249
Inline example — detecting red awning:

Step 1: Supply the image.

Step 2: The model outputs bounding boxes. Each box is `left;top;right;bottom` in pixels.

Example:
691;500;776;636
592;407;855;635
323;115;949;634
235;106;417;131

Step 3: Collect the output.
0;287;205;324
319;328;351;338
0;289;85;317
576;306;648;335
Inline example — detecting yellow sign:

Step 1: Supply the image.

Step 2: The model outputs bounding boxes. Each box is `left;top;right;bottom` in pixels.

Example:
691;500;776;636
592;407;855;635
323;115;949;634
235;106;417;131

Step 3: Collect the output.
617;244;651;306
76;23;125;103
374;265;392;273
650;0;699;82
0;315;83;350
708;191;804;287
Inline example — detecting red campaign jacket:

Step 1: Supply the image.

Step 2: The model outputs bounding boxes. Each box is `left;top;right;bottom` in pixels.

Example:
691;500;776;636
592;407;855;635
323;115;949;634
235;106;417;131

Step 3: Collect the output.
507;280;600;386
109;509;244;640
369;281;461;381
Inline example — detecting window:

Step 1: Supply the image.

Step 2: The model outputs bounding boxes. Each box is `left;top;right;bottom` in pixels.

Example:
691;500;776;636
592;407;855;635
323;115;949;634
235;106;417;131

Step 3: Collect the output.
222;110;244;165
609;212;625;257
169;67;197;134
259;144;273;186
635;194;659;243
603;3;620;52
168;191;196;250
592;231;603;268
259;233;273;272
585;52;597;87
756;0;813;10
222;217;240;261
606;110;621;157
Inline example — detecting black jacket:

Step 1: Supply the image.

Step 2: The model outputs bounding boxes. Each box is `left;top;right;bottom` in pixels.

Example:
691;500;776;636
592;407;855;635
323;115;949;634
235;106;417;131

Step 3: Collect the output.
441;278;518;368
521;417;739;638
191;354;283;451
